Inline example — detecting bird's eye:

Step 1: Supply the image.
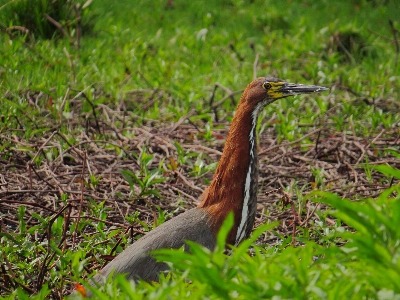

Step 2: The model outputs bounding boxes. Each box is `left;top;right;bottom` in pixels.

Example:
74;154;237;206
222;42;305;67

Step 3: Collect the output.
262;82;271;90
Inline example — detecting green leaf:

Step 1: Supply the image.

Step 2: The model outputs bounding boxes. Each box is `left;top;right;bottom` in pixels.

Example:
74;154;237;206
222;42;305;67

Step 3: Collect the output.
216;211;234;252
231;221;279;267
120;169;142;192
373;165;400;179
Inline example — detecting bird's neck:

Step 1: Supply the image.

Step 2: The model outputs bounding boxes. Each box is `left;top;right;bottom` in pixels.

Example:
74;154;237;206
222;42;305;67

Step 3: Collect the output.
198;98;263;245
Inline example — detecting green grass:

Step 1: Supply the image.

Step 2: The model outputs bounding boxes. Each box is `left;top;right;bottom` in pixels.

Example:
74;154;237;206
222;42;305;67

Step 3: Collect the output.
2;0;399;136
1;0;400;299
11;178;400;299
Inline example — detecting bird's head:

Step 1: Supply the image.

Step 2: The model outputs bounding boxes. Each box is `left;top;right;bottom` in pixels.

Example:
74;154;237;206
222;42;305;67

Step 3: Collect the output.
244;77;329;109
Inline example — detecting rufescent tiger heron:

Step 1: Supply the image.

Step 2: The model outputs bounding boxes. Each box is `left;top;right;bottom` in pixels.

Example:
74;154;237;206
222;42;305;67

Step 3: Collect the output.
77;77;328;296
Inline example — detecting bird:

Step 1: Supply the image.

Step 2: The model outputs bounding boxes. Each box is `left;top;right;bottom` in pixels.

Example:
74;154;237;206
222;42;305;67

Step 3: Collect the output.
80;77;328;294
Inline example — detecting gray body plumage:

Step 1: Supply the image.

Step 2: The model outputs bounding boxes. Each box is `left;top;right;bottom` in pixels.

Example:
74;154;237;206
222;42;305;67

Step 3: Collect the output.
91;208;215;285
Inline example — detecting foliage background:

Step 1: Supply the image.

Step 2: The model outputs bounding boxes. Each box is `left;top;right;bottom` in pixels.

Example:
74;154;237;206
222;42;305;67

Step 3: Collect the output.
0;0;399;299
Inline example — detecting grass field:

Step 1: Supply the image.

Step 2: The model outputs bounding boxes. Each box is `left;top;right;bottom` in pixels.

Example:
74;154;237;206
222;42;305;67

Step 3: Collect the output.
1;0;400;299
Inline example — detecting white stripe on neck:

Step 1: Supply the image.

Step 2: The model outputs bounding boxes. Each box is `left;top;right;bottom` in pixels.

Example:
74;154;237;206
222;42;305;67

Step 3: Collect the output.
234;102;263;245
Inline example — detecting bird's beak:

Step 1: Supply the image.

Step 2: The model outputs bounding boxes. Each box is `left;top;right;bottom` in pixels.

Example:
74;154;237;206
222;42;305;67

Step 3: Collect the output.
277;82;329;97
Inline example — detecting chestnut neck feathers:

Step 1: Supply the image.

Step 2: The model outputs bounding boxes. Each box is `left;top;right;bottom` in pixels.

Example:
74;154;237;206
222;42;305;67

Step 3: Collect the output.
198;78;277;245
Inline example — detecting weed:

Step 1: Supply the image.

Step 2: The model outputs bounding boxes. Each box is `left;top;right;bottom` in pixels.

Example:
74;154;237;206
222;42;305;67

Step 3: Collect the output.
121;149;167;198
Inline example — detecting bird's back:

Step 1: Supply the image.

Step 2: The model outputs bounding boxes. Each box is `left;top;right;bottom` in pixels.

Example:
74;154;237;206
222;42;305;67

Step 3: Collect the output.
91;207;215;284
